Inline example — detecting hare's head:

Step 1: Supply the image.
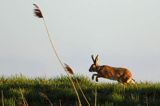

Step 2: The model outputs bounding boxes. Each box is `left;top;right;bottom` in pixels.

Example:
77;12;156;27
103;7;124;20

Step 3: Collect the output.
89;55;99;72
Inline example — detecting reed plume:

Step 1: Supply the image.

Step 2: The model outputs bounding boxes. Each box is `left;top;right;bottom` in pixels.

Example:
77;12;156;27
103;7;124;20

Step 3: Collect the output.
39;92;53;106
33;4;43;18
64;63;74;75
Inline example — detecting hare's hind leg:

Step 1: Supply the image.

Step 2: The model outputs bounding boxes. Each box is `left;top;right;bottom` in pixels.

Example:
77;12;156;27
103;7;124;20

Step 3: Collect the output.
130;79;136;84
126;78;132;84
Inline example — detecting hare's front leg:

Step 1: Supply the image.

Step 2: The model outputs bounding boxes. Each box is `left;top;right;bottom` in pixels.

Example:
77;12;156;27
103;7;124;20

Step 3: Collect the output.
92;74;98;80
95;75;100;82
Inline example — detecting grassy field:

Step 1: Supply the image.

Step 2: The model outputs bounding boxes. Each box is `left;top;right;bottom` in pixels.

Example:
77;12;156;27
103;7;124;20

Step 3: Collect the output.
0;75;160;106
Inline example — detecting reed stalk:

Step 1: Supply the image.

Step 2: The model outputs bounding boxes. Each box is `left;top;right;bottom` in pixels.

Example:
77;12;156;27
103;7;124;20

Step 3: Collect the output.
19;88;28;106
1;90;4;106
75;79;90;106
33;4;81;106
94;86;97;106
64;63;90;106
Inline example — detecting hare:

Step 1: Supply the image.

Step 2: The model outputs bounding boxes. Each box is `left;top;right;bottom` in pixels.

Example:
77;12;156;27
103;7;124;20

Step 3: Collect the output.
89;55;135;84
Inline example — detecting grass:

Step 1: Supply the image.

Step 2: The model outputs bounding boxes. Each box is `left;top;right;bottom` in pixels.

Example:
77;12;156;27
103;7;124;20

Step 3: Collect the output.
0;75;160;106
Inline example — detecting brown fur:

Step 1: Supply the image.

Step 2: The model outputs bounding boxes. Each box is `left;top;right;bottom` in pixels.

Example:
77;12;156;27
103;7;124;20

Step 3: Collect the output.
89;55;134;84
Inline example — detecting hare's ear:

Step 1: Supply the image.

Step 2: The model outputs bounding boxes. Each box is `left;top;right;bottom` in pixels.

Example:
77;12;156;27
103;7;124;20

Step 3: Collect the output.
91;55;95;63
95;55;99;66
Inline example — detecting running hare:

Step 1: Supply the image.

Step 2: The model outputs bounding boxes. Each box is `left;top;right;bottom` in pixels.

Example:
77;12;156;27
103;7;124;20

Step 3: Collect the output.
89;55;135;84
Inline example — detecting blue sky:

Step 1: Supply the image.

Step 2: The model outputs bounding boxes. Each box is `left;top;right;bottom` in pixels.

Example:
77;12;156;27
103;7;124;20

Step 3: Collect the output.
0;0;160;82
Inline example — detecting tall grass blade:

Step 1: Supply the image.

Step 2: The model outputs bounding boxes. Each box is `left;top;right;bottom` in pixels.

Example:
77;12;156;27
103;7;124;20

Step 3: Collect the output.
59;100;62;106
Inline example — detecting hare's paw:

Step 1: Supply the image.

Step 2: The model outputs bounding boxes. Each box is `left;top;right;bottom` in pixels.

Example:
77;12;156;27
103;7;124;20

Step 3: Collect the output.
96;77;99;82
92;75;95;80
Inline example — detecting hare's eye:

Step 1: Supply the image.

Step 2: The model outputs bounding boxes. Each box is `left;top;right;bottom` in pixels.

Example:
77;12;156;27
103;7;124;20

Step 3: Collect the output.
93;65;96;68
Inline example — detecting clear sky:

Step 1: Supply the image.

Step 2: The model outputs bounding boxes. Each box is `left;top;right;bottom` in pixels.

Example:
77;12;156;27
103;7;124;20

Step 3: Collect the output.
0;0;160;82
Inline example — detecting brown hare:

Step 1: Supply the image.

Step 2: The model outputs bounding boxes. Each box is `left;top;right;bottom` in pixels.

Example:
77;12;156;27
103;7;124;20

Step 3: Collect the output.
89;55;135;84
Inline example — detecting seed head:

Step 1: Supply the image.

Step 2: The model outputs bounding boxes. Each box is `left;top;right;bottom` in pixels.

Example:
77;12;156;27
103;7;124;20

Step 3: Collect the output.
33;4;43;18
64;63;74;75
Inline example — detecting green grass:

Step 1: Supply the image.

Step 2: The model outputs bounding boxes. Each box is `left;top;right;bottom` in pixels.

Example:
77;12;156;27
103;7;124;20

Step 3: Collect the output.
0;75;160;106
